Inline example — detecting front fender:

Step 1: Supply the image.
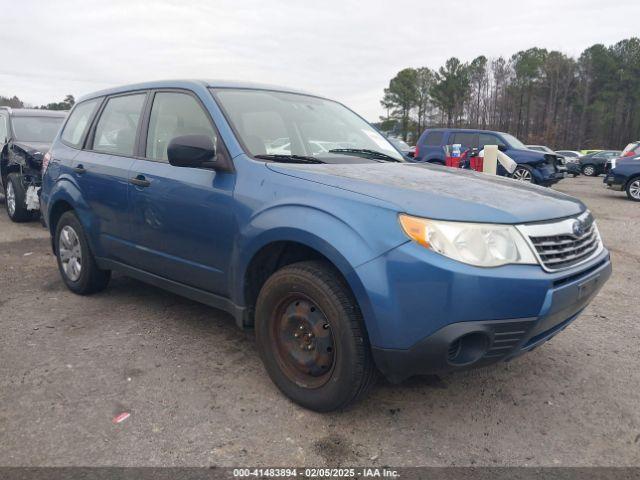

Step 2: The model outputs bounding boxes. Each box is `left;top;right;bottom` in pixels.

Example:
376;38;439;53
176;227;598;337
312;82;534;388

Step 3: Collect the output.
230;203;405;330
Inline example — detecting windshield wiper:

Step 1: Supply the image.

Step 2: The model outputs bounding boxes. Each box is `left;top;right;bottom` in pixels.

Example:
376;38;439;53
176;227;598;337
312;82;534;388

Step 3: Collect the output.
254;154;325;164
327;148;402;162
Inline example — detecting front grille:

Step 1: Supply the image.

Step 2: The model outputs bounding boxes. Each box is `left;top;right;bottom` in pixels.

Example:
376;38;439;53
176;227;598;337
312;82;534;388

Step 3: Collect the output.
545;155;560;171
529;223;600;270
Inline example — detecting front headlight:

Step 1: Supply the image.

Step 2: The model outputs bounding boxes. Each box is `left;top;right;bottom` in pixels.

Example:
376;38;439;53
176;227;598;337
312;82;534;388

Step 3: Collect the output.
399;214;538;267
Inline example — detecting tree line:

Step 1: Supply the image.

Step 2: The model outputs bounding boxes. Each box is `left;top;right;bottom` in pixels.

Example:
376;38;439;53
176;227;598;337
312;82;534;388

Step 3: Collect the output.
378;37;640;150
0;94;75;111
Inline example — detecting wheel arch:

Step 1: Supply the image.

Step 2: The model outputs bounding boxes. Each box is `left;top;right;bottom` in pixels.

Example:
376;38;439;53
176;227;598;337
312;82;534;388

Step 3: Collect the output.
236;232;374;329
625;173;640;188
45;179;94;253
232;203;390;332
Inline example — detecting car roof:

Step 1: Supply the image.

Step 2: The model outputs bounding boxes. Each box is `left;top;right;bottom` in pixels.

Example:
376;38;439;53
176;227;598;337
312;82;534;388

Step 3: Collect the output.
423;127;511;136
77;79;316;103
0;107;68;117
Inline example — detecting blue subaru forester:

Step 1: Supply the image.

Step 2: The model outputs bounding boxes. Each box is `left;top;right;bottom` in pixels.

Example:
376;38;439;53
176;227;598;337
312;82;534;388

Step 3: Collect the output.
41;80;611;411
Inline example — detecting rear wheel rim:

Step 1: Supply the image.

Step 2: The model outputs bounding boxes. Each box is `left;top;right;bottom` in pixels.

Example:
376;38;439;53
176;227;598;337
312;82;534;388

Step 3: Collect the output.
584;166;595;176
630;180;640;200
513;168;532;182
59;225;83;282
6;182;15;216
270;295;335;388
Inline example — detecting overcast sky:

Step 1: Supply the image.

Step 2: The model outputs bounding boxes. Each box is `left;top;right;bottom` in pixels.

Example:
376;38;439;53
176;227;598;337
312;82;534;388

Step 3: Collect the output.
2;0;639;121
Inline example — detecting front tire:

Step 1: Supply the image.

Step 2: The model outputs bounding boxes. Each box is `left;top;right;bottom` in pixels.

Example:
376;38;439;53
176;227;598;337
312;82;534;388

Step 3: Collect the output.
55;211;111;294
626;178;640;202
582;164;596;176
4;173;35;222
255;261;376;412
512;165;535;183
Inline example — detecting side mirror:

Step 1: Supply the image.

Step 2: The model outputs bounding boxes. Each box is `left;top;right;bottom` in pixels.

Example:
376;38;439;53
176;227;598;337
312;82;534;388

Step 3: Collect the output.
167;134;216;168
497;144;508;152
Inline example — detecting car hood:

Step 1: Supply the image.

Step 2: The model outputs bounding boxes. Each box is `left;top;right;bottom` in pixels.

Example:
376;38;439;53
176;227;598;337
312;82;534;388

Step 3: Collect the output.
12;141;50;157
510;148;549;163
267;162;584;224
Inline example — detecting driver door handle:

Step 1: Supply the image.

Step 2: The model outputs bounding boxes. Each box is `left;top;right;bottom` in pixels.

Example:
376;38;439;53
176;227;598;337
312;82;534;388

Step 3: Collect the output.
73;164;86;174
129;174;150;188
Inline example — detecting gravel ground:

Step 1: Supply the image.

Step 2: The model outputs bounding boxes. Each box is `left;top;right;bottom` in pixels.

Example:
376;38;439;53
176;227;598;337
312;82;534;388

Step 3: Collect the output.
0;176;638;467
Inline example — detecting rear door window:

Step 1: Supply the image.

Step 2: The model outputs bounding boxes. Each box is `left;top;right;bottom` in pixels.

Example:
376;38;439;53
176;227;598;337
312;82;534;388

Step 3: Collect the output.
451;132;478;149
61;99;100;148
93;94;146;156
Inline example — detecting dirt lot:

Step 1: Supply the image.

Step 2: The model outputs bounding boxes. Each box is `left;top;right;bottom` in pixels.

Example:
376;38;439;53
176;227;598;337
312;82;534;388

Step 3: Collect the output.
0;176;639;467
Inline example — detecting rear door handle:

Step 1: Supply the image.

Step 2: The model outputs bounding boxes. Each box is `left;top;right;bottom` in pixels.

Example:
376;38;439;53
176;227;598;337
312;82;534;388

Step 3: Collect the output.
129;175;150;188
73;164;86;174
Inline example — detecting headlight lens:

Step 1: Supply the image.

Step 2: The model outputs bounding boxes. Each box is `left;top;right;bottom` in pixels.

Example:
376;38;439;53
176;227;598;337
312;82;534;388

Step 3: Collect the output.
399;214;538;267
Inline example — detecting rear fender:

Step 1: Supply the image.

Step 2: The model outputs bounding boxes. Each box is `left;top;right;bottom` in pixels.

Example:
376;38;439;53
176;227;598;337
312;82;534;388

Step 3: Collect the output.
46;178;97;253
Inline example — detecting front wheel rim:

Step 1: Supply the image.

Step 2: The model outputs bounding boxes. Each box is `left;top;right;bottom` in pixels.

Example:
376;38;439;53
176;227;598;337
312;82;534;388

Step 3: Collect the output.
513;168;532;182
6;182;15;216
59;225;83;282
271;295;335;388
584;166;594;175
630;180;640;199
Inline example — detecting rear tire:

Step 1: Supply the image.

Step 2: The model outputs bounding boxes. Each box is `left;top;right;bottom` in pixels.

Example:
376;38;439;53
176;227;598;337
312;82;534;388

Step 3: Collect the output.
626;178;640;202
55;211;111;294
255;261;376;412
582;164;596;176
4;173;35;222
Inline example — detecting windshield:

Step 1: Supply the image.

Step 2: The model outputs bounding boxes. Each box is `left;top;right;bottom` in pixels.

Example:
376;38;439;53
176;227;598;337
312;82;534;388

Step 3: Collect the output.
502;133;527;150
12;116;65;143
212;88;404;162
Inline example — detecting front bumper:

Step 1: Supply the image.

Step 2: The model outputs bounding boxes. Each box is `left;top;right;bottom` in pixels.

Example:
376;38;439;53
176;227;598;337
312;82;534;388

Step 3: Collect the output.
566;162;581;175
538;170;566;186
355;242;611;383
603;173;624;191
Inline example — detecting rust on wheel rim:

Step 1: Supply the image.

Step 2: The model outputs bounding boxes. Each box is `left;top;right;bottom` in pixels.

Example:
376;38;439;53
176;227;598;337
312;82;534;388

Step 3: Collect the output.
271;295;335;388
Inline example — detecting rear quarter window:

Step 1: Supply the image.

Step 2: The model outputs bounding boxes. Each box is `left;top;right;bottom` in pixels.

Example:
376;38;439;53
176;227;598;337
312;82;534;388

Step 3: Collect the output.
61;99;101;148
423;131;444;146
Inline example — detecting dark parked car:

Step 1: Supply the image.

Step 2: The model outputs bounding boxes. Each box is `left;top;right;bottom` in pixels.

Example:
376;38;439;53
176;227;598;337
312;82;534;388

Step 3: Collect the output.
0;107;67;221
556;150;582;177
579;150;621;176
414;128;566;186
604;156;640;201
41;80;610;411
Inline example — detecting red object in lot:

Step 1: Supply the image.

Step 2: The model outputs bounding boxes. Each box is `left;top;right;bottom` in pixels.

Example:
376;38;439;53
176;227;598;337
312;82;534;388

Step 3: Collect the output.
445;156;461;168
470;155;484;172
112;412;130;424
447;148;484;172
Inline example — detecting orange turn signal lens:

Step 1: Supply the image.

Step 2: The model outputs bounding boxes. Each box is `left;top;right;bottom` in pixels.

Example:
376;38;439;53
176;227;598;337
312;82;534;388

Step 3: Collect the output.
398;214;430;248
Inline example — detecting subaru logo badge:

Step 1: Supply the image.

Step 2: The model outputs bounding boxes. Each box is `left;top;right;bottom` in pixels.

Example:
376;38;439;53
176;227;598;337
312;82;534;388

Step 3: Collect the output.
572;220;585;237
